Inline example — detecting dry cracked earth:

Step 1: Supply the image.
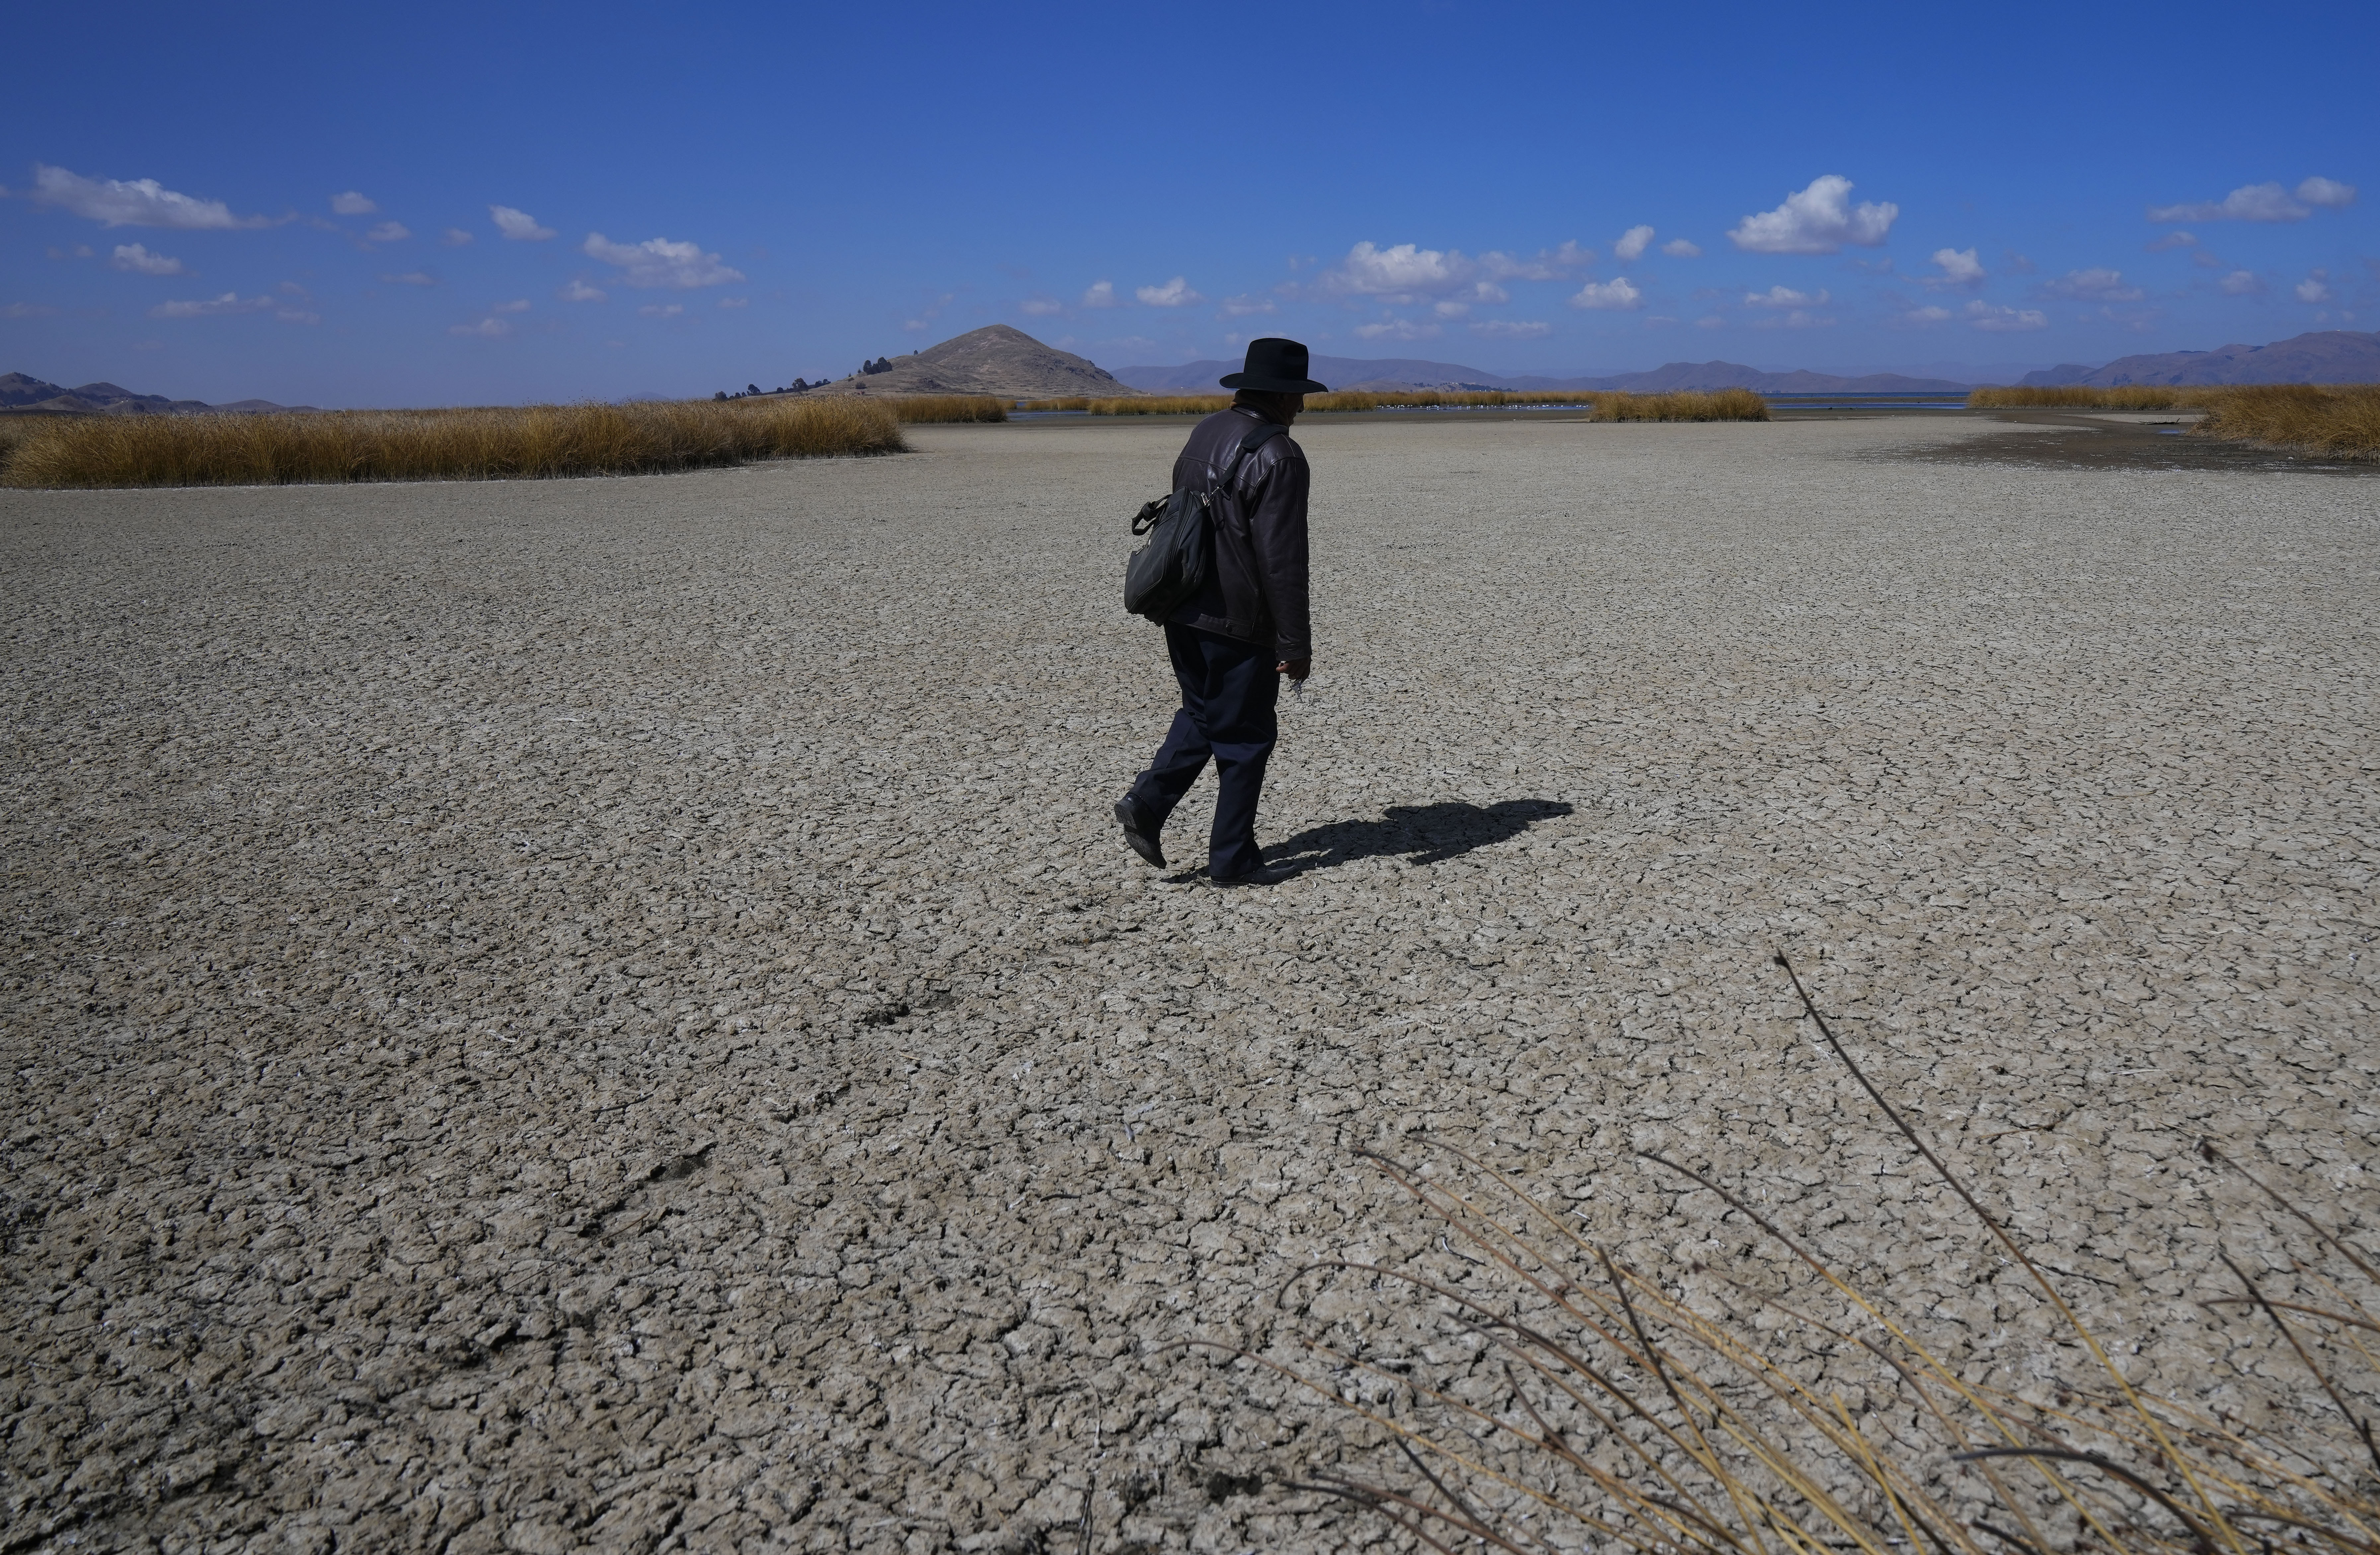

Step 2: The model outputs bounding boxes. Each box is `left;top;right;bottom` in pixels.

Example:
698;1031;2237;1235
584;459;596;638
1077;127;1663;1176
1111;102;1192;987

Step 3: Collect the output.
3;416;2376;1554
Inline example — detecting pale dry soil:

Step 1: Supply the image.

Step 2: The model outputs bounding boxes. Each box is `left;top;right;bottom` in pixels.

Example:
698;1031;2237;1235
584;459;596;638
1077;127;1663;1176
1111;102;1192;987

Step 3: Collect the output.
3;417;2376;1554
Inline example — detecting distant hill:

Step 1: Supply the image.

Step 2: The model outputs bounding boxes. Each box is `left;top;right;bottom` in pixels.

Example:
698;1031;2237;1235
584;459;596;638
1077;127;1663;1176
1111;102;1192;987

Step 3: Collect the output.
1115;355;1969;395
805;326;1138;400
2017;330;2380;388
0;371;311;415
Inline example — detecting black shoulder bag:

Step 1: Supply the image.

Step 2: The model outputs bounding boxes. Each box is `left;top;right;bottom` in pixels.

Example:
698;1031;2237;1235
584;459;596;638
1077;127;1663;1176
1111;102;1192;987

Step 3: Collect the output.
1122;421;1286;623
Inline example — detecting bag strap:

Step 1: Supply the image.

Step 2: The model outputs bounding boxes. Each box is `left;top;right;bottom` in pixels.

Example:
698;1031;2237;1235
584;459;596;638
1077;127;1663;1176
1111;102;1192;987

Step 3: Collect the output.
1212;419;1287;495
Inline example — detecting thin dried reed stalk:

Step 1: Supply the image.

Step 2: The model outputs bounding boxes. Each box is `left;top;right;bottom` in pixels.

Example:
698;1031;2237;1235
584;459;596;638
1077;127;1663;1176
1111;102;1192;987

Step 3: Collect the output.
1185;956;2379;1555
1;398;907;489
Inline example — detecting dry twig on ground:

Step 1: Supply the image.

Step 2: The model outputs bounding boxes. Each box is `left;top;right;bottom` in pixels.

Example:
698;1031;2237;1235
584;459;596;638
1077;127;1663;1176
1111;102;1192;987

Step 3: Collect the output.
1188;957;2378;1555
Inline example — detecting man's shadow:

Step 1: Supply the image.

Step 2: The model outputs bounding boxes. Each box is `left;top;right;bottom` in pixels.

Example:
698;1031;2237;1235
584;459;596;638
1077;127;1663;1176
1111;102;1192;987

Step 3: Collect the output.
1265;799;1573;876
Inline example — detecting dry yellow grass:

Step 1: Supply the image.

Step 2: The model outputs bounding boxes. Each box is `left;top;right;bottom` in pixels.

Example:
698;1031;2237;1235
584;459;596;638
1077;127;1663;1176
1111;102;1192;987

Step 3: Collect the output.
883;394;1007;423
1077;395;1235;416
0;398;908;489
0;417;41;478
1968;382;2380;458
1592;387;1771;421
2192;383;2380;459
1967;385;2230;410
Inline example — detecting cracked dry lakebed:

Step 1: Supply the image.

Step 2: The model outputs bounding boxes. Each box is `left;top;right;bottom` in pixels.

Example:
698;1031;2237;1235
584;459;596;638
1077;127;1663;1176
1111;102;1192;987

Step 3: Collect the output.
3;415;2377;1553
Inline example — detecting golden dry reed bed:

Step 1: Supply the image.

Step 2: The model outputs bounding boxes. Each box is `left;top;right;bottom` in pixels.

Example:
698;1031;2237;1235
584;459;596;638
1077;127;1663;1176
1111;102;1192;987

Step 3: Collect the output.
1019;387;1769;421
1202;957;2380;1555
1966;385;2231;410
0;398;909;489
881;394;1008;423
1967;382;2380;458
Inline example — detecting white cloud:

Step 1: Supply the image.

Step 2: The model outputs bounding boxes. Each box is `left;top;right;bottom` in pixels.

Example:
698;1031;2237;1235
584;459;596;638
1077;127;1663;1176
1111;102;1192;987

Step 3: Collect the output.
383;271;439;286
1902;305;1955;325
1135;276;1203;307
331;191;378;215
1660;238;1701;258
582;233;743;288
449;317;515;337
1744;285;1828;307
1216;294;1276;318
1353;317;1442;340
718;296;749;309
2220;270;2265;295
2146;230;2197;252
1081;280;1118;308
2040;267;2142;302
149;291;275;318
1324;241;1478;301
2297;176;2356;208
2296;270;2333;304
1927;247;1985;288
639;302;685;317
441;227;475;247
1570;277;1642;310
557;279;606;302
1479;241;1594;281
33;164;266;229
1695;314;1725;329
1965;300;2046;332
2;302;60;319
1019;297;1064;315
492;298;531;313
1433;300;1470;318
366;221;411;243
1470;319;1550;339
1323;237;1580;297
490;205;556;241
1614;225;1654;263
277;306;321;325
1752;309;1833;330
2147;182;2321;223
1728;174;1897;253
110;243;187;276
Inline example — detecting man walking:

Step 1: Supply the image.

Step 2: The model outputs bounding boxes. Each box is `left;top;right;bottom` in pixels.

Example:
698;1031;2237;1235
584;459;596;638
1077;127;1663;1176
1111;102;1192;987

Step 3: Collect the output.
1114;337;1326;887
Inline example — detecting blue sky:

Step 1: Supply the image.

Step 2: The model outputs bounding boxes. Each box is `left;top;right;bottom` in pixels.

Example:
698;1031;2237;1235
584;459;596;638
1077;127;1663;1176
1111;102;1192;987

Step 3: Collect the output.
4;1;2373;404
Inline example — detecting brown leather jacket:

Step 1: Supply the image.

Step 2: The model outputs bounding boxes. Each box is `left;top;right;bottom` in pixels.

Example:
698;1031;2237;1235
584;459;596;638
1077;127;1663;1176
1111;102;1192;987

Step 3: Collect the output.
1167;406;1311;661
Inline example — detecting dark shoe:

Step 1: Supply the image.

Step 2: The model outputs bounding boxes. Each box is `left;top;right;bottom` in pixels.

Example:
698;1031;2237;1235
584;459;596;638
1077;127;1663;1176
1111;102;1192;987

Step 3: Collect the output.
1113;798;1165;868
1203;865;1289;888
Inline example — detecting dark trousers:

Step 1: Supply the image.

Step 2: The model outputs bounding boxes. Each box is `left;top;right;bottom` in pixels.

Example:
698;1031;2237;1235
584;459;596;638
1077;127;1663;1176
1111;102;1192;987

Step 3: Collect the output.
1127;624;1279;877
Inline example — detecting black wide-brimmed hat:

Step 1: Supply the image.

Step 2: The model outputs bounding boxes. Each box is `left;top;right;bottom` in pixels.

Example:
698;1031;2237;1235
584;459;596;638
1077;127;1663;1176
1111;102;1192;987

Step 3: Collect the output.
1219;337;1329;394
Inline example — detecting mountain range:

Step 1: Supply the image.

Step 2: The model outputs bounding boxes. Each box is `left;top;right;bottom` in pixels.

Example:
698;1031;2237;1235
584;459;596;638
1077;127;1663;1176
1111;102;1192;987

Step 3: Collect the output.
2015;330;2380;388
1114;354;1970;395
1120;329;2380;396
0;372;309;416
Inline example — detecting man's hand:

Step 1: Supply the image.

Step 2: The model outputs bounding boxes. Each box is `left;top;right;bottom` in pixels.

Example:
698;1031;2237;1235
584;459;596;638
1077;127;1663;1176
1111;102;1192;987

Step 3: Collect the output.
1277;658;1311;681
